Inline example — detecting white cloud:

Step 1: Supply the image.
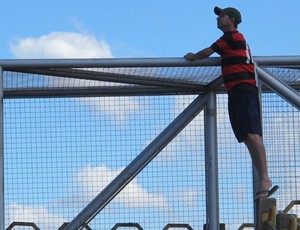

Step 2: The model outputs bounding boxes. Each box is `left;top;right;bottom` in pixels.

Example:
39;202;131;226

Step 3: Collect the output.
74;165;169;209
6;203;66;229
10;31;146;124
76;96;145;124
175;189;198;207
10;31;113;58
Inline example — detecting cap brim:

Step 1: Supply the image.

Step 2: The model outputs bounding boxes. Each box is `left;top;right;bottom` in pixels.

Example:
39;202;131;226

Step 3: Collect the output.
214;7;223;15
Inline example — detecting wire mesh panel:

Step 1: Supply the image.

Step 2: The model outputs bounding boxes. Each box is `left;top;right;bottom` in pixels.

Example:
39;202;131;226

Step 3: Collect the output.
217;91;300;229
262;93;300;213
5;92;299;229
4;95;207;229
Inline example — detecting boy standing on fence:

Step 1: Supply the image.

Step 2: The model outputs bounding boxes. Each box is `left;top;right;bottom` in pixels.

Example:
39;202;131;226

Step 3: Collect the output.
184;6;278;200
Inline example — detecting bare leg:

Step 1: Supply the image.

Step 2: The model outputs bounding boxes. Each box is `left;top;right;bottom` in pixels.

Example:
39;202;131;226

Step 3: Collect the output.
244;133;272;198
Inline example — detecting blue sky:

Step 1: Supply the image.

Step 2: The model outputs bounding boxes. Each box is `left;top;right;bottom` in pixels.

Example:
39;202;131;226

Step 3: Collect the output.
2;1;300;229
1;0;300;59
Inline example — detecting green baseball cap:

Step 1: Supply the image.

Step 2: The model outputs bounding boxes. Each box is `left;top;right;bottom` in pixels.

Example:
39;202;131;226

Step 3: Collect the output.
214;6;242;25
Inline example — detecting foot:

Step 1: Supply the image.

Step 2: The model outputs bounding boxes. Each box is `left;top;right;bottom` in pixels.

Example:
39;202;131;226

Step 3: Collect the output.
255;185;279;201
258;177;272;195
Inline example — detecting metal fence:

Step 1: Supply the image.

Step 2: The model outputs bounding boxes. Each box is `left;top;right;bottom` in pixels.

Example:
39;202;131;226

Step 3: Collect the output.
0;57;299;229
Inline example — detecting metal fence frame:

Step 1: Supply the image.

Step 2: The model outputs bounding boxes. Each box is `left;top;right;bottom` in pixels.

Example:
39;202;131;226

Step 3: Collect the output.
0;56;299;230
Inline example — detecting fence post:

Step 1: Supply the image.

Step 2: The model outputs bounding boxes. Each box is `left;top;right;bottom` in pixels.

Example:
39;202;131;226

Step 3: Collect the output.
0;66;4;230
204;91;219;230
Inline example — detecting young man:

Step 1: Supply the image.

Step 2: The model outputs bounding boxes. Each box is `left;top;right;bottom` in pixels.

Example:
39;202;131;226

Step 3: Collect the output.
184;6;278;200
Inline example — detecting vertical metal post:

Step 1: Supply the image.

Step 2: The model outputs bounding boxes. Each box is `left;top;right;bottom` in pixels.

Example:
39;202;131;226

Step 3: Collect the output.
253;63;261;230
204;91;219;230
0;66;4;230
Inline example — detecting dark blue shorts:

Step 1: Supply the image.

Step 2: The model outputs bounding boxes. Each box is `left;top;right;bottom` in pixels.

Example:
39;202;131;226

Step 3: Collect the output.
228;90;263;143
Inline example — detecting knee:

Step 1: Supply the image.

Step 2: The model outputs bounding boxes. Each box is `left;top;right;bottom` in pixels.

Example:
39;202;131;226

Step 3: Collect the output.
245;133;260;142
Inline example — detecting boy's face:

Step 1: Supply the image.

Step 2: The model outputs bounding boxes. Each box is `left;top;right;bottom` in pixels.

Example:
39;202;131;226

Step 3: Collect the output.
217;13;234;31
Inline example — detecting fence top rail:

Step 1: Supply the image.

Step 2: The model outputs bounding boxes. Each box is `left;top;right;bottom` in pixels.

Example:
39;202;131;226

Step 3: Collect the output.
0;56;299;98
0;56;299;69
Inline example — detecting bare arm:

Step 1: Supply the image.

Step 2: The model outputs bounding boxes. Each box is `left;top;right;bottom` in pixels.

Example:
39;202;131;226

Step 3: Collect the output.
184;47;215;61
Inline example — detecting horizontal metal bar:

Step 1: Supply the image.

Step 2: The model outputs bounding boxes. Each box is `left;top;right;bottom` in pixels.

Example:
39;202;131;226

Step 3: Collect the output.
3;87;203;99
254;56;300;66
0;57;221;69
12;68;203;90
0;56;299;69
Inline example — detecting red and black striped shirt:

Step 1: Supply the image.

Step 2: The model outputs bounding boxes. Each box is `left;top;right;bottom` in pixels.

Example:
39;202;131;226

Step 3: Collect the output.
210;30;256;91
